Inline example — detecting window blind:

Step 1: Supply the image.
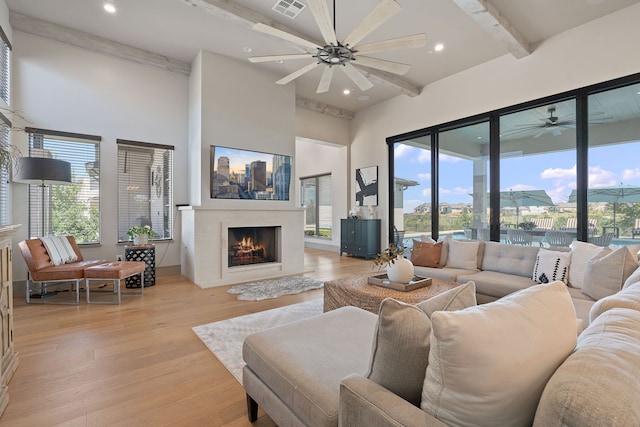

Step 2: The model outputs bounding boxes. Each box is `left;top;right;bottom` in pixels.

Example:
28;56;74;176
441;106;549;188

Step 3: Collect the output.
0;112;10;225
0;24;11;105
117;139;174;242
27;128;101;242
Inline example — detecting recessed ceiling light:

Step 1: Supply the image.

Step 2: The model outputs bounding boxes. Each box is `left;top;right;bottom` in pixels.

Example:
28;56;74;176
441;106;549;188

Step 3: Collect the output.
276;60;284;64
343;89;351;95
243;47;252;53
477;136;482;140
103;2;116;13
434;43;444;52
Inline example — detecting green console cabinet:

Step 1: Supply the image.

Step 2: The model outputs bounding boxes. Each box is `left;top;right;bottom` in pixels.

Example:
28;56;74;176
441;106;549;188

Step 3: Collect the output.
340;219;381;259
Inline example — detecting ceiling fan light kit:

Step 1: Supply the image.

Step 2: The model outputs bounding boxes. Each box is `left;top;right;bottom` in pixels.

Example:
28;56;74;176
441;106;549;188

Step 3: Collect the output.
250;0;426;94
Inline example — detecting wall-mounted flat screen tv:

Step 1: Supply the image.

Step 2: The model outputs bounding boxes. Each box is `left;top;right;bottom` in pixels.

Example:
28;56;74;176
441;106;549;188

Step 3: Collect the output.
210;145;292;200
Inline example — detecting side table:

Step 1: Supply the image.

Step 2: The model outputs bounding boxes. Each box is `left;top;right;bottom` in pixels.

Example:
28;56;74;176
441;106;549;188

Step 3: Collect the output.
125;244;156;288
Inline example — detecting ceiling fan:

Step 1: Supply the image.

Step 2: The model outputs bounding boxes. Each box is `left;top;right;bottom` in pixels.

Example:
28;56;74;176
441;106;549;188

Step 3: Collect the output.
248;0;427;93
507;106;613;139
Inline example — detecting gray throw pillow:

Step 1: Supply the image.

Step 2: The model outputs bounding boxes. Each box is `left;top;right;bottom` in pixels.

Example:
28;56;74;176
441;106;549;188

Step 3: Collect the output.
365;281;476;406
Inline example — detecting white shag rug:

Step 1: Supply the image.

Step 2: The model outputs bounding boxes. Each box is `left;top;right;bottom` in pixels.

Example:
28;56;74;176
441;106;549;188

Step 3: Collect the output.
227;276;324;301
192;298;323;383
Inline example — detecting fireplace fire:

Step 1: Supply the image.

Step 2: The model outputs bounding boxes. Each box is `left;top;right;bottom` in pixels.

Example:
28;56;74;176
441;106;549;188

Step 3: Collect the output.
228;226;278;267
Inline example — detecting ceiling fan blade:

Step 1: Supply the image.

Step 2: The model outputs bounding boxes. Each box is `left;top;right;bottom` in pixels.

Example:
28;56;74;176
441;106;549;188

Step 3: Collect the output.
356;33;427;54
317;66;334;93
533;128;548;139
354;56;410;75
307;0;337;45
249;53;314;63
341;63;374;91
343;0;402;47
276;62;320;85
552;128;563;136
253;23;320;51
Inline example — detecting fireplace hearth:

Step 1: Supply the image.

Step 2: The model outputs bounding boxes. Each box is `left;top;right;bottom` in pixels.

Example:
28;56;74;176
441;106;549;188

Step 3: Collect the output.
228;226;279;267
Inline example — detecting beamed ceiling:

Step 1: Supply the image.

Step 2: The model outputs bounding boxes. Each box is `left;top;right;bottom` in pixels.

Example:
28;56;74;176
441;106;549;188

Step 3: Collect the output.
5;0;640;119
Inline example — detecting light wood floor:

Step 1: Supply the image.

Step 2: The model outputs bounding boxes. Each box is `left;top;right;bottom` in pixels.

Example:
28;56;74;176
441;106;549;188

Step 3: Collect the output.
1;248;375;427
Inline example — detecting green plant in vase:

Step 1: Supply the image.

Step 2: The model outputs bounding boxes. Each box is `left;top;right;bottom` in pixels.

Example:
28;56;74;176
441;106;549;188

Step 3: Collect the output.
127;225;153;245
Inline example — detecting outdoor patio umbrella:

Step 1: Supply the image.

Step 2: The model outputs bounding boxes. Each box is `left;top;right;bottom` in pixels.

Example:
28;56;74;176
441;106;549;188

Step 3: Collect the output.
499;189;555;226
568;185;640;227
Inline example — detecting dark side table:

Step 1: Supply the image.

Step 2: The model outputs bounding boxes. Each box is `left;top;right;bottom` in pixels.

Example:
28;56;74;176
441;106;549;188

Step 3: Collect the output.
125;244;156;288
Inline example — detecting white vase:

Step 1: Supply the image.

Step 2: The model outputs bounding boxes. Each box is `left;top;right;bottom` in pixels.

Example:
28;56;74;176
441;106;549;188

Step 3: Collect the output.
133;234;148;246
386;256;414;283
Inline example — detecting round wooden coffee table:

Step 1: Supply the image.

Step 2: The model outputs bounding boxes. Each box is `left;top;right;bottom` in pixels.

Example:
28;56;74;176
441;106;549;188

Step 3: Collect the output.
323;275;460;314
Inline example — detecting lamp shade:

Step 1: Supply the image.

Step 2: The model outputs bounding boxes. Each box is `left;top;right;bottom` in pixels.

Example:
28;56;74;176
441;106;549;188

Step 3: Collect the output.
13;157;72;185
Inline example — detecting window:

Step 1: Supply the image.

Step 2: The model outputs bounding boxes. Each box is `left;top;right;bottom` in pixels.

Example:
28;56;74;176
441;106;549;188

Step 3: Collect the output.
393;136;432;238
301;174;331;238
389;72;640;247
26;128;101;242
0;113;9;225
0;24;10;105
117;140;174;242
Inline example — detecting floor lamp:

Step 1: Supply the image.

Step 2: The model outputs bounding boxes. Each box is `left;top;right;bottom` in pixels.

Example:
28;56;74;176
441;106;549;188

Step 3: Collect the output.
13;157;73;237
14;157;73;298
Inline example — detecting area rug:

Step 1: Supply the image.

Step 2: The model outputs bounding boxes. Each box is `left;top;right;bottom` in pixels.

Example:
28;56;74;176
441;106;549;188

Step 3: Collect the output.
192;298;323;383
227;276;324;301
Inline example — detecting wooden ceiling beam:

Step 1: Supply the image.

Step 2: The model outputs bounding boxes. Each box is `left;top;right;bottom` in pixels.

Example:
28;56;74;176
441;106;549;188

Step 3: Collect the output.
10;12;192;75
450;0;531;59
296;97;355;120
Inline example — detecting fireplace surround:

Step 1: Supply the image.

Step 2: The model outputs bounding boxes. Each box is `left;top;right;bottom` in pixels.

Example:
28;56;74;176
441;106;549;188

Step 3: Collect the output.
180;206;305;288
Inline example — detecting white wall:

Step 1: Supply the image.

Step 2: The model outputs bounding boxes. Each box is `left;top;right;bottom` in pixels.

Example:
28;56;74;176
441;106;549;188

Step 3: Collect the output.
351;3;640;243
295;107;350;147
188;50;296;209
11;32;189;280
295;137;348;251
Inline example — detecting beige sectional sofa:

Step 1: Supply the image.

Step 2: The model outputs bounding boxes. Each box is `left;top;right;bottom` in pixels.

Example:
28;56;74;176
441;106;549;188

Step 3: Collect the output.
412;239;638;322
243;279;640;426
242;239;640;426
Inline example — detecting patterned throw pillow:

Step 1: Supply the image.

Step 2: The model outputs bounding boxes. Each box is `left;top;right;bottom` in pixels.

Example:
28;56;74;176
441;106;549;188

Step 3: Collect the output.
532;249;571;284
411;240;443;268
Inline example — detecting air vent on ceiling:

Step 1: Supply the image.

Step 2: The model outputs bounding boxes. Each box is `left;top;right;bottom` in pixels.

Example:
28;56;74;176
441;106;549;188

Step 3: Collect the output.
272;0;306;19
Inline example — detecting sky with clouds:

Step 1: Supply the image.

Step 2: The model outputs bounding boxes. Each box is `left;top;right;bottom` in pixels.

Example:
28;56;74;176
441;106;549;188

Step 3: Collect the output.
396;142;640;213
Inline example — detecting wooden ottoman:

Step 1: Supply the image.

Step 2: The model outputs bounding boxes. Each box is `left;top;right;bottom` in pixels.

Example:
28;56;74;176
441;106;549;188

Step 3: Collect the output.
84;261;146;304
323;275;461;314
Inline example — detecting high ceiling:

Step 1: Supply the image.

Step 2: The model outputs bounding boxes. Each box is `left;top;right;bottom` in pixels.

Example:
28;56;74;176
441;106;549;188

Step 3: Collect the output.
5;0;640;116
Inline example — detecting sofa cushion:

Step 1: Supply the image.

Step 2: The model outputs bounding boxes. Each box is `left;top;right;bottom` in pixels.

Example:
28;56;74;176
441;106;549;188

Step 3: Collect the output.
411;240;443;268
457;270;536;299
532;249;571;284
446;239;480;270
481;241;539;277
589;281;640;323
568;241;601;289
533;308;640;426
243;306;377;427
365;282;476;407
413;265;476;282
421;281;578;427
623;265;640;289
582;246;639;300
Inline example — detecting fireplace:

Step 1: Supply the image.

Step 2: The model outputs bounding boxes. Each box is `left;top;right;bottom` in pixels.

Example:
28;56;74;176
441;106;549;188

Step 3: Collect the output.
228;226;279;267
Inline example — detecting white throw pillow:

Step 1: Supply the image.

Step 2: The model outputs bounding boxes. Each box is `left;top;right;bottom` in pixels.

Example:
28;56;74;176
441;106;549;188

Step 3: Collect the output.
445;239;479;270
568;241;601;289
532;249;571;284
582;246;640;300
421;282;578;427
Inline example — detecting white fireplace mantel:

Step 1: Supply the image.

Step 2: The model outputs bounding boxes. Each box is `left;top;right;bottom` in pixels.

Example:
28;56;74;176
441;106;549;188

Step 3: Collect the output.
180;206;306;288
